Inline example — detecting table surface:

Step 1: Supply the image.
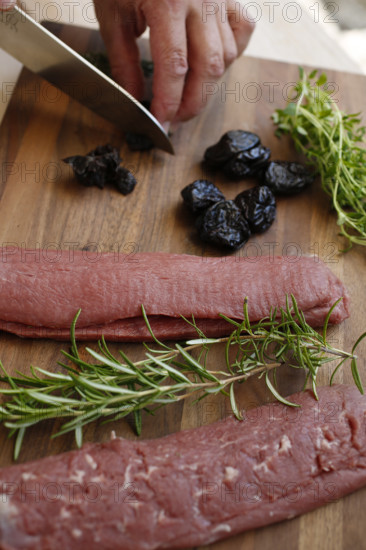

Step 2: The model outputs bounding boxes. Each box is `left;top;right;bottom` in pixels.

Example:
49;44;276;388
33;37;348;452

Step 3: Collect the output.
0;0;363;124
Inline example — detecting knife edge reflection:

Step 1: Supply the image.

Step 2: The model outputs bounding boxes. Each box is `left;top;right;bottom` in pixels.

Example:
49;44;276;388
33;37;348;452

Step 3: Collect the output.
0;6;174;154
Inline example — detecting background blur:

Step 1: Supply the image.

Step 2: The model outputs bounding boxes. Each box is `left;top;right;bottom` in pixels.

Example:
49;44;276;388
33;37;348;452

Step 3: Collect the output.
301;0;366;72
13;0;366;74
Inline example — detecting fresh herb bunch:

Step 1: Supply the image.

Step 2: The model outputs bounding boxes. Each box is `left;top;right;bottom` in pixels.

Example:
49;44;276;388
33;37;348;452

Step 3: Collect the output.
272;68;366;248
0;296;364;460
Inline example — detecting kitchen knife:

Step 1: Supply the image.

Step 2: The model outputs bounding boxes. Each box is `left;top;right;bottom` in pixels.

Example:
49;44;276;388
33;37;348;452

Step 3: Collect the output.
0;5;174;154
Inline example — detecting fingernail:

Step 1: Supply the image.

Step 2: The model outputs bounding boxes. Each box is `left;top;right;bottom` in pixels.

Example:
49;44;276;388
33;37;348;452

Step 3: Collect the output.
162;121;170;133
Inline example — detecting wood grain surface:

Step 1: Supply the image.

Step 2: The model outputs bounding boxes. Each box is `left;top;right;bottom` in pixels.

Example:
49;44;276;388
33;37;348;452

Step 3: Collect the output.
0;24;365;550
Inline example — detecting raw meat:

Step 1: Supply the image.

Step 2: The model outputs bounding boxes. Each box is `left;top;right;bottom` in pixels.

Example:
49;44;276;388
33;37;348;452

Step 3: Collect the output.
0;247;349;340
0;385;365;549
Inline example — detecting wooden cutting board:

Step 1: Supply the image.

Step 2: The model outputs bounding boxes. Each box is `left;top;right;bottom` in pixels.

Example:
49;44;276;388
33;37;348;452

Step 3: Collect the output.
0;23;365;550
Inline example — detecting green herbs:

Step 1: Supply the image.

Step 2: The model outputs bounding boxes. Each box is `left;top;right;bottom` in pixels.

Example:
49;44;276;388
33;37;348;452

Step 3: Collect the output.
272;68;366;248
0;297;364;460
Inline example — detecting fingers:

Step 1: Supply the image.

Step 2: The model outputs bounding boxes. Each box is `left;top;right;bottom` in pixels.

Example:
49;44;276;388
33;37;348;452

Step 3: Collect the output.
150;0;254;125
174;9;226;122
94;0;145;100
145;0;188;124
217;8;239;67
173;0;254;124
105;28;144;100
92;0;255;126
0;0;16;10
227;0;255;55
175;1;250;123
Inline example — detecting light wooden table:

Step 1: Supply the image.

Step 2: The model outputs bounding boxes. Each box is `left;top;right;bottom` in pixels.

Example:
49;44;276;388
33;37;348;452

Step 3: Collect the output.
0;0;363;123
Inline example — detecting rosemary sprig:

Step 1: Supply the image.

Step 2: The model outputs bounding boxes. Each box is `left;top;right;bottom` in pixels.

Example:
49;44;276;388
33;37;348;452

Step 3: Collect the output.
272;68;366;248
0;296;364;460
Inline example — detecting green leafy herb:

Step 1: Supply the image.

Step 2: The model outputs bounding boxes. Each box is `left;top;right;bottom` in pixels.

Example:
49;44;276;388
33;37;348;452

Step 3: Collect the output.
272;68;366;248
0;296;364;460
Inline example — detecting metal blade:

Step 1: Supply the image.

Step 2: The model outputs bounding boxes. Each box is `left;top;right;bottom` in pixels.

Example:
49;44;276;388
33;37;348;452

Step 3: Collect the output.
0;6;174;154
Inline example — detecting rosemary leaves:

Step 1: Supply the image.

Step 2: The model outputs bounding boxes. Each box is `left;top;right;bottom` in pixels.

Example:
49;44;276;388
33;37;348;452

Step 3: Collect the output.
0;296;364;460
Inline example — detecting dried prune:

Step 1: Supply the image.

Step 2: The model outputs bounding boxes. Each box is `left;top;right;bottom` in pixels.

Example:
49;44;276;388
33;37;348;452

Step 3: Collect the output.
125;133;154;152
235;186;276;233
63;144;137;195
114;166;137;195
264;161;314;195
64;144;119;189
196;200;251;250
181;180;225;213
84;52;112;78
63;154;108;189
90;144;120;160
223;145;271;179
89;144;121;173
125;102;155;151
204;130;260;168
84;52;154;81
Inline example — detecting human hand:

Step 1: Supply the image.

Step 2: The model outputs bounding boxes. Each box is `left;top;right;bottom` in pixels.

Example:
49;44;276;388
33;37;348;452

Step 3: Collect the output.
0;0;16;9
93;0;254;127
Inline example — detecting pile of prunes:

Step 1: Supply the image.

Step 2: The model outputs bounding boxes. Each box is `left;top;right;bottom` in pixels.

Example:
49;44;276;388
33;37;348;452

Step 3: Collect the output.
181;130;314;250
63;144;137;195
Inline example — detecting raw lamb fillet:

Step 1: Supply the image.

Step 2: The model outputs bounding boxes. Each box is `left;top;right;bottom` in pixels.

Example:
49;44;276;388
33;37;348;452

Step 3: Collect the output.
1;385;366;550
0;247;349;340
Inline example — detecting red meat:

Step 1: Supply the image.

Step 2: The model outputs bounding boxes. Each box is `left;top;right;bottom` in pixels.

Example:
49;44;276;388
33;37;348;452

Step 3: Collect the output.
0;385;365;549
0;248;349;340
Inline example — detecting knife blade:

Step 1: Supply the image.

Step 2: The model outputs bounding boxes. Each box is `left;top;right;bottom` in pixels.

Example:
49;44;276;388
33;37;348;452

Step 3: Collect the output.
0;6;174;154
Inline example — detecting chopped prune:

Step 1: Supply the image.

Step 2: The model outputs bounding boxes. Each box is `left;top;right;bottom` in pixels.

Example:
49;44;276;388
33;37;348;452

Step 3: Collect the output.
196;200;251;250
125;132;154;152
264;161;314;195
125;102;155;151
84;52;154;81
89;143;120;159
204;130;260;168
63;144;137;195
64;144;120;189
89;144;121;172
114;166;137;195
223;145;271;179
181;180;225;213
84;52;112;78
63;154;107;189
235;185;276;233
